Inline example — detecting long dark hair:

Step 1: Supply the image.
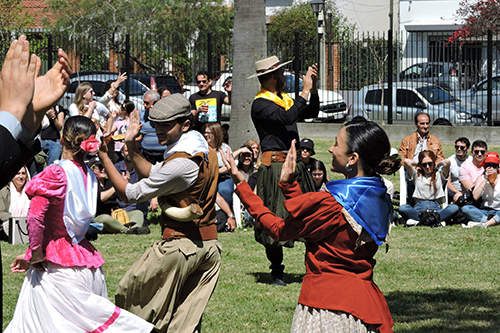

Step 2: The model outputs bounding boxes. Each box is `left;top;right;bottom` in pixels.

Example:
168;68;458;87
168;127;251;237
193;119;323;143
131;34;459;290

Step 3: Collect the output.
343;120;400;176
310;160;328;188
417;150;438;192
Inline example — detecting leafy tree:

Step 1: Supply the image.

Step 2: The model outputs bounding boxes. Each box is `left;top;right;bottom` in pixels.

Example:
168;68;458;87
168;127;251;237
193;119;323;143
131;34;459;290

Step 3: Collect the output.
450;0;500;43
0;0;34;56
44;0;233;81
267;1;355;72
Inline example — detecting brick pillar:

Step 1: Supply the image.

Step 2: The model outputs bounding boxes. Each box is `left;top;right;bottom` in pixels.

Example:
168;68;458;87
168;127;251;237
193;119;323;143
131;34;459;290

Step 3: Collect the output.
109;49;120;72
325;41;340;91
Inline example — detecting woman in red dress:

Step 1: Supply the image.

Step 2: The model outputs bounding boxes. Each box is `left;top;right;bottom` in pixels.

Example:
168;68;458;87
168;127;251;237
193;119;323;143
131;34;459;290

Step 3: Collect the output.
226;120;399;333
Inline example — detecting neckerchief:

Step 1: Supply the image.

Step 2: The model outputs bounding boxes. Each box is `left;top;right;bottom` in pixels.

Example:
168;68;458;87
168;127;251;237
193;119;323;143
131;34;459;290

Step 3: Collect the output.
164;130;209;162
325;176;391;246
59;159;98;245
255;88;294;110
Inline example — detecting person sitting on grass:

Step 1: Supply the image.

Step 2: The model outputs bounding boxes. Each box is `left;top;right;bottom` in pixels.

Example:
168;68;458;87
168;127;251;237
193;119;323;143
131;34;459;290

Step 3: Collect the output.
399;150;459;227
462;152;500;228
89;156;150;235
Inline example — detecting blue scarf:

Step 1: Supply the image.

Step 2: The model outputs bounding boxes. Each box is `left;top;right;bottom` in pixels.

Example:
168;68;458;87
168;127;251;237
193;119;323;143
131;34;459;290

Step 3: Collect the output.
325;176;392;246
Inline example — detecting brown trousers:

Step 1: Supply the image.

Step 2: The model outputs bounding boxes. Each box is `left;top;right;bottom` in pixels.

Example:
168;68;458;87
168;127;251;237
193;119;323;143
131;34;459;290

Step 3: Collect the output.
115;238;221;333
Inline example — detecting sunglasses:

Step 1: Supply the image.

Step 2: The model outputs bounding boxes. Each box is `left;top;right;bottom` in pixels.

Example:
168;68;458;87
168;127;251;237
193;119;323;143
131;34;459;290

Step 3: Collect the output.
474;150;486;155
455;145;467;151
301;148;312;152
421;162;434;168
485;163;498;168
197;80;208;84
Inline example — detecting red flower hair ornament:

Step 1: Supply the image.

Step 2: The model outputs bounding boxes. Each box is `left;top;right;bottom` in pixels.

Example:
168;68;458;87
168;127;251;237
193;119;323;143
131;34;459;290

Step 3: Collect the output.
80;135;100;154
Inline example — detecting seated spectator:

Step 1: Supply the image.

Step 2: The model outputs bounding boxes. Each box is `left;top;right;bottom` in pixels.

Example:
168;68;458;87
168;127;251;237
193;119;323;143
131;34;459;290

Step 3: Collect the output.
460;140;487;192
236;145;258;185
0;166;31;241
447;137;472;202
399;151;458;226
462;152;500;228
299;138;317;172
203;122;233;209
310;160;328;191
399;112;444;205
139;90;165;163
246;139;262;169
109;100;135;156
158;86;172;99
88;157;150;235
69;82;113;139
113;144;151;223
221;123;229;144
215;193;236;233
99;72;127;112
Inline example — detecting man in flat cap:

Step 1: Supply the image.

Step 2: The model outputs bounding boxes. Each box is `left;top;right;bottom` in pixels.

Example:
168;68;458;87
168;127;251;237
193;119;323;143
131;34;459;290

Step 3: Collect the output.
99;94;220;333
248;56;319;286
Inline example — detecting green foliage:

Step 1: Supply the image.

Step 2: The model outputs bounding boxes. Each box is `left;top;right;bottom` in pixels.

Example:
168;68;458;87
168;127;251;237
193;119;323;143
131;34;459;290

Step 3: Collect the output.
0;0;34;57
339;35;399;90
267;1;355;72
44;0;233;77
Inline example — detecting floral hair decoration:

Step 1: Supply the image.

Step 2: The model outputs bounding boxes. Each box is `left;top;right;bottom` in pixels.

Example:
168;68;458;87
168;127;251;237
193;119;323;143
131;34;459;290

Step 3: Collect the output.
80;135;100;154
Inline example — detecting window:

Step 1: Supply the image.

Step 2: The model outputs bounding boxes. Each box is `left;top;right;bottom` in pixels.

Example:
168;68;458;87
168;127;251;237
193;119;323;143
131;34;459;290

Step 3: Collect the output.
396;89;421;107
365;89;390;105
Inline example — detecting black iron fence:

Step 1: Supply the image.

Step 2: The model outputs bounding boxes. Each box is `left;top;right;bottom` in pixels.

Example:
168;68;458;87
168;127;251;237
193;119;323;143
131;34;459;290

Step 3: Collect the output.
1;28;500;126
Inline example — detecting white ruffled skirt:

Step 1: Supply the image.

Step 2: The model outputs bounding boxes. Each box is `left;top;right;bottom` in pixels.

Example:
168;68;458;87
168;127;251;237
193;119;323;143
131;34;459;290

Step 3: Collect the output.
290;304;378;333
5;262;153;333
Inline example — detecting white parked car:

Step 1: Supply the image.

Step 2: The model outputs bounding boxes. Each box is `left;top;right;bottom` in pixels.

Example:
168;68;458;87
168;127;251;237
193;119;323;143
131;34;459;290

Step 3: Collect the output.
60;74;149;117
184;70;347;122
347;82;486;125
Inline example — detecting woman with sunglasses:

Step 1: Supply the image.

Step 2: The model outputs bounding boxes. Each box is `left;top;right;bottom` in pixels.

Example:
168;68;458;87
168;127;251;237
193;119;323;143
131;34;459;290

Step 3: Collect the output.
399;150;459;226
462;152;500;228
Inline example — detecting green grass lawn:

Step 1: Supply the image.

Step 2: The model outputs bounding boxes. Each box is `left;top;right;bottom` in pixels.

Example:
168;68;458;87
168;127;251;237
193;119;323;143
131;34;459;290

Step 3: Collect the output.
3;142;500;332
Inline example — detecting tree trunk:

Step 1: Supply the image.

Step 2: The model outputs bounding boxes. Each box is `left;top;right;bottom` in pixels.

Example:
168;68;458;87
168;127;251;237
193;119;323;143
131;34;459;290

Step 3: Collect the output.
230;0;267;149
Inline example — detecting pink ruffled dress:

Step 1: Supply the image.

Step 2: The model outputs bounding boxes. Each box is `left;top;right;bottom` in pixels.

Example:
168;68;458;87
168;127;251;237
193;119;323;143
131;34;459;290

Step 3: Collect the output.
23;161;105;268
5;160;153;333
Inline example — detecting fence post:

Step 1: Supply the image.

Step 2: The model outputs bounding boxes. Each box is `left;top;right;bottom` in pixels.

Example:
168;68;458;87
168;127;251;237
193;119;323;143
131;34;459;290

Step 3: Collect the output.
208;32;213;79
487;28;493;126
125;33;130;99
387;30;393;124
327;11;333;90
48;33;53;71
294;30;300;97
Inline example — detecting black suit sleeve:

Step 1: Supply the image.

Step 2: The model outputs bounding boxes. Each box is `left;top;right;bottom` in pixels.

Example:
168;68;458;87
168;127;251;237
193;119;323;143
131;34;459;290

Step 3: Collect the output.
0;125;40;188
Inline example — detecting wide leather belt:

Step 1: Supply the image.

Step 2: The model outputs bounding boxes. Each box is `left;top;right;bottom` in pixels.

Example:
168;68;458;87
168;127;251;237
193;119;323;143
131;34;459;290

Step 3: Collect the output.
261;151;287;166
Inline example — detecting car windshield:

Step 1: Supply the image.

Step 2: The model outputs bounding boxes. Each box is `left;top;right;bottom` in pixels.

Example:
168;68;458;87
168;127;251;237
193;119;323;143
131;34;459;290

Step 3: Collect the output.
119;80;149;96
416;86;457;104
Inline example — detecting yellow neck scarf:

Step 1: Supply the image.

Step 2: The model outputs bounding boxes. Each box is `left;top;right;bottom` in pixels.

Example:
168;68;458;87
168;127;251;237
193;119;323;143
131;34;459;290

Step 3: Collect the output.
255;88;294;111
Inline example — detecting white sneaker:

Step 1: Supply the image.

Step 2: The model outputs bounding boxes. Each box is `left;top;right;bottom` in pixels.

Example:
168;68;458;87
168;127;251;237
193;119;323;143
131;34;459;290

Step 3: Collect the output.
467;221;485;228
405;218;419;226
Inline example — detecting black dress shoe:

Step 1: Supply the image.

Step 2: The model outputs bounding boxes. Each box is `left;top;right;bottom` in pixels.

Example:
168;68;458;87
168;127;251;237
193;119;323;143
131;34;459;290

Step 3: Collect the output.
272;278;286;287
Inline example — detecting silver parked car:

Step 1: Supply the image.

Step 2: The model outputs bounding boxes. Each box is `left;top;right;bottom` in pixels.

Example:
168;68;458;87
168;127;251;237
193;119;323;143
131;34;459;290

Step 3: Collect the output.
60;74;149;116
459;74;500;124
347;82;485;125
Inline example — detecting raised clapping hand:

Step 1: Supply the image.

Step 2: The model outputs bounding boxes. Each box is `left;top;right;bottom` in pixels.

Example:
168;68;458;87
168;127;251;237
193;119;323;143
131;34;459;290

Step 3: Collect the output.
125;109;143;143
280;140;297;184
0;35;37;125
221;146;246;186
302;64;318;94
0;35;71;135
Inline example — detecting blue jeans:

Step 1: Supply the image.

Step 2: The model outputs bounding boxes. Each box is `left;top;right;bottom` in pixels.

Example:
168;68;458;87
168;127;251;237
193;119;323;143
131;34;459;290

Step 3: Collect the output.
42;139;62;166
218;176;234;210
399;200;459;222
461;205;500;223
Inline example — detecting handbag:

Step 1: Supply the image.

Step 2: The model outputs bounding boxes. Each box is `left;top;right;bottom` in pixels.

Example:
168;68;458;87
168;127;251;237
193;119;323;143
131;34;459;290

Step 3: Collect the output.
111;208;130;225
455;188;482;207
418;210;442;227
